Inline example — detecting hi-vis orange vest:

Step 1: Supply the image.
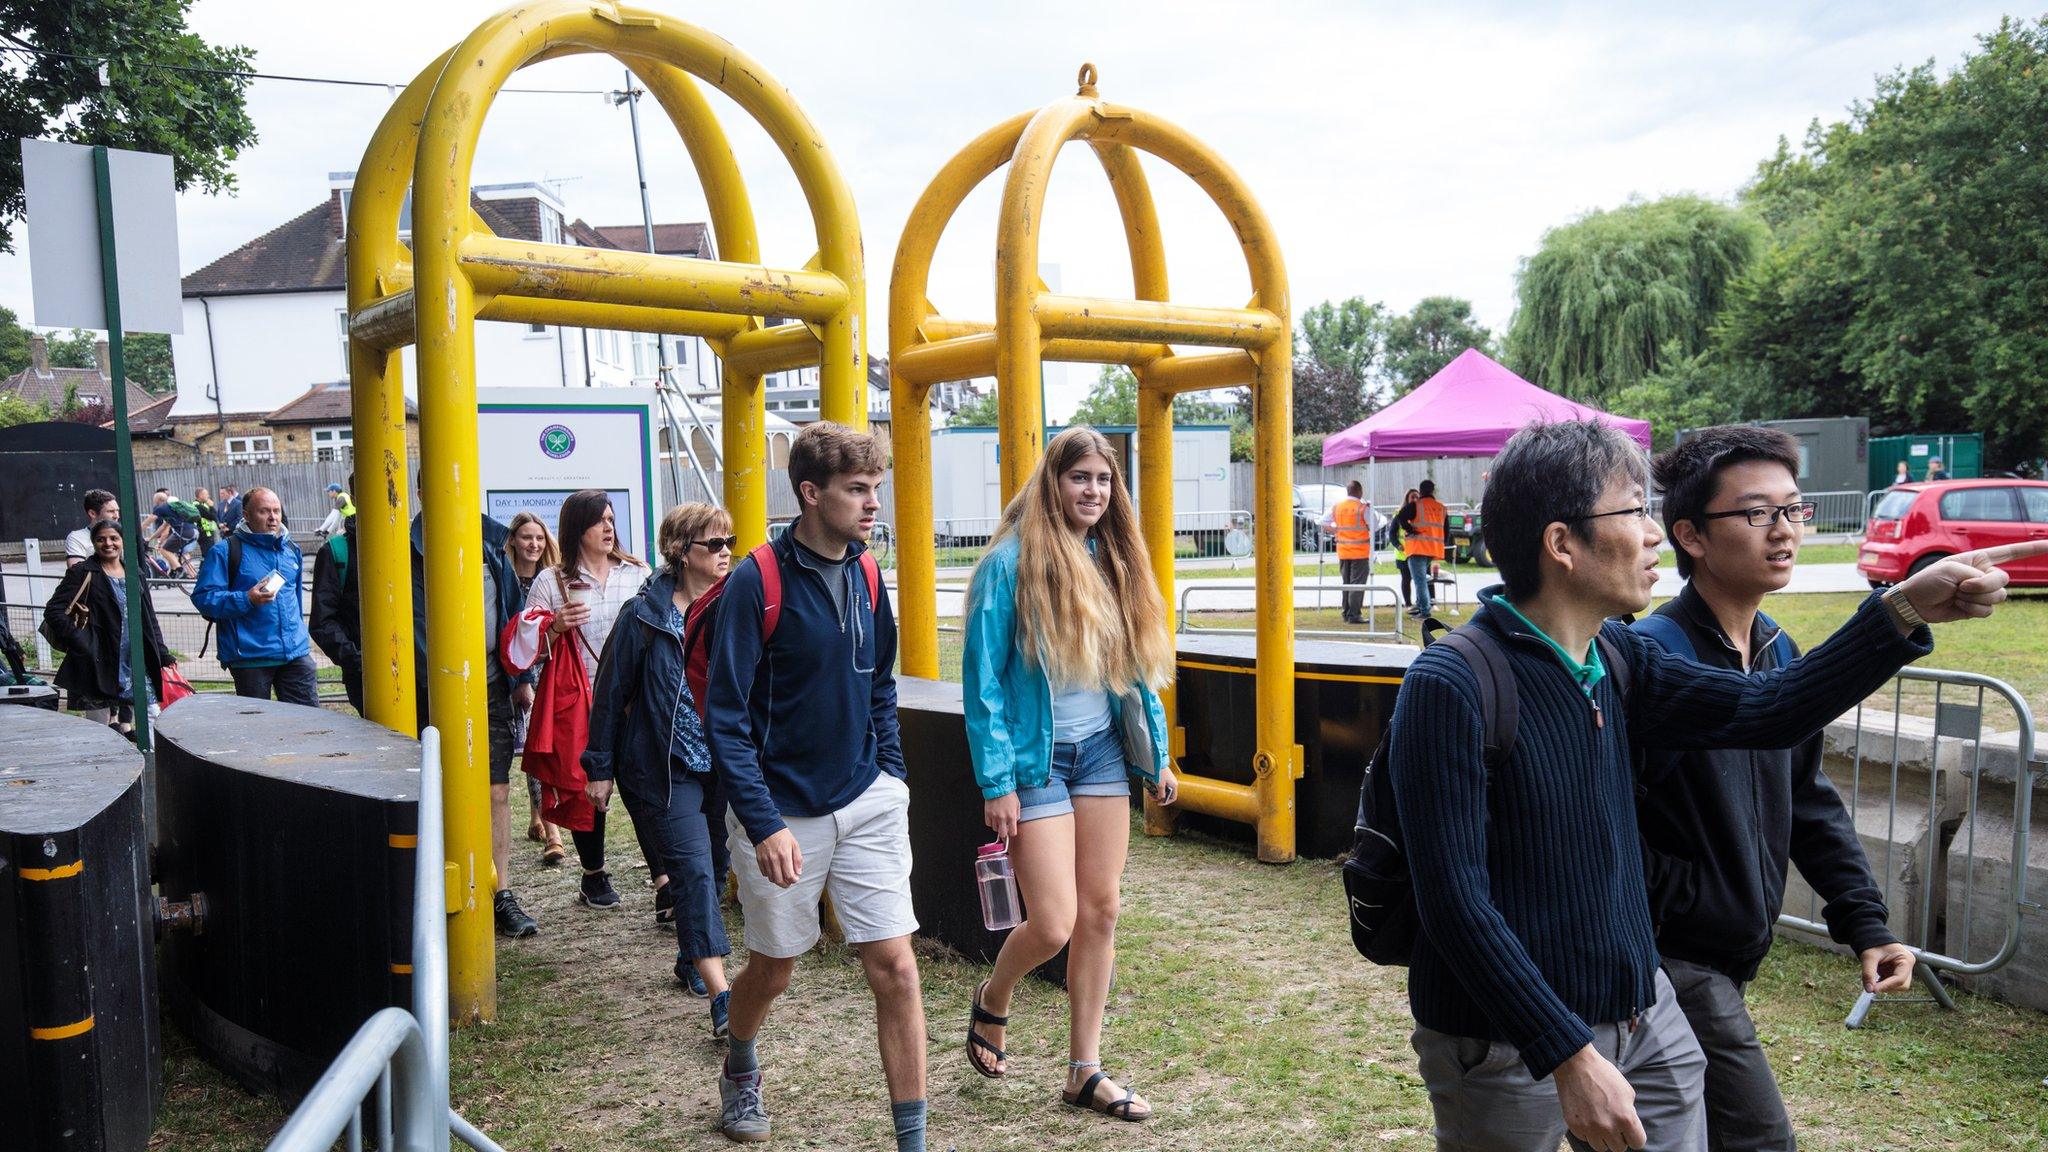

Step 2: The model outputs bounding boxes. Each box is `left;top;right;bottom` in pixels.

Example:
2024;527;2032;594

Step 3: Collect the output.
1408;497;1447;560
1331;497;1373;560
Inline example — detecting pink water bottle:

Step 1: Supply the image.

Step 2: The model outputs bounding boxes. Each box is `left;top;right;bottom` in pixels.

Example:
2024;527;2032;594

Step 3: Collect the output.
976;842;1021;931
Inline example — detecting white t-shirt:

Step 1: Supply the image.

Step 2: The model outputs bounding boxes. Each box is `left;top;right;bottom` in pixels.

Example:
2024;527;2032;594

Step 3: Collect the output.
64;527;93;563
1051;684;1113;745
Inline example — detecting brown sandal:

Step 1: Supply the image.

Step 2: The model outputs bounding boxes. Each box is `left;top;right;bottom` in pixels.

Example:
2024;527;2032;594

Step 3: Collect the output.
966;980;1009;1078
540;838;567;867
1063;1070;1151;1122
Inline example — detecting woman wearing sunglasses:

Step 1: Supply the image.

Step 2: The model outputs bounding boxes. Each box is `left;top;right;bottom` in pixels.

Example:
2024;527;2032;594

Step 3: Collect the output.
583;502;738;1035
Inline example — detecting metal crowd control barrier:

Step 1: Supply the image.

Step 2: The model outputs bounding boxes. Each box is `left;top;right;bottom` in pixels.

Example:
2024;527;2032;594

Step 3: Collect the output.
1178;582;1406;643
347;1;871;1017
1775;668;2039;1028
268;728;506;1152
890;64;1301;860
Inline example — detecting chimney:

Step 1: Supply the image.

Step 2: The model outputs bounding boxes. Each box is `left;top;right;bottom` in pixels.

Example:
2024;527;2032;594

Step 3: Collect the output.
29;335;48;376
95;339;111;380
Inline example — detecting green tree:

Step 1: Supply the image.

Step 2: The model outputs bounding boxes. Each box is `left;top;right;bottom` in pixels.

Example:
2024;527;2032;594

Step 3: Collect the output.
1506;196;1767;407
45;327;96;368
0;306;30;378
1383;296;1494;394
1293;297;1387;432
122;331;173;392
0;392;46;428
1605;346;1759;453
1718;17;2048;467
0;0;258;252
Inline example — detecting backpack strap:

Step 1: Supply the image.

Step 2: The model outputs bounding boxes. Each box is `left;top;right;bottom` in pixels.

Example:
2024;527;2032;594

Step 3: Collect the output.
752;541;783;641
1630;612;1695;663
328;534;350;588
859;551;881;612
1757;611;1798;669
1434;629;1517;770
229;535;243;586
1595;631;1632;707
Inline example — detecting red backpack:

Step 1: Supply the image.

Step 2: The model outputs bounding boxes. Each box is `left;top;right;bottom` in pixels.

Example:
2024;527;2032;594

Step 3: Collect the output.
682;540;882;721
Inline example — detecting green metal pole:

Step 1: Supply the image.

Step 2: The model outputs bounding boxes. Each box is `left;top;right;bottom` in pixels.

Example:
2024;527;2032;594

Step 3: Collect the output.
91;145;153;753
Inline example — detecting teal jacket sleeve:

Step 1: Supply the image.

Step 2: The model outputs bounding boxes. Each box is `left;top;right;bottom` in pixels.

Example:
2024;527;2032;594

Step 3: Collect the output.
961;552;1020;800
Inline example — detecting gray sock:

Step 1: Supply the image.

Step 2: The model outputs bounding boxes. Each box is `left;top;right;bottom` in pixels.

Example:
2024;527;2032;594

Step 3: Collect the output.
725;1032;759;1076
891;1099;927;1152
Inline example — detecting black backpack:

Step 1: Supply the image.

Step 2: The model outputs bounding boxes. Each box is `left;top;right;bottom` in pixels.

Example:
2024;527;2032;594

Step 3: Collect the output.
1343;621;1632;966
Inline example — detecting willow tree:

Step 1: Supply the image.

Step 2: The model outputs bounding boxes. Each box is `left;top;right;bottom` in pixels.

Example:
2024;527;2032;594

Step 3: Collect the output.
1505;196;1767;406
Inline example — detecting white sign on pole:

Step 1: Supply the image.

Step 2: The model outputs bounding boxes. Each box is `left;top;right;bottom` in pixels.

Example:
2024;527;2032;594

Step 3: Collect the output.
20;139;184;334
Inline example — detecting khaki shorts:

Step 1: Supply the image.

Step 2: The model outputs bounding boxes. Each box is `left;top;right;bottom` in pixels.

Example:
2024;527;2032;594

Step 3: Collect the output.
727;771;919;958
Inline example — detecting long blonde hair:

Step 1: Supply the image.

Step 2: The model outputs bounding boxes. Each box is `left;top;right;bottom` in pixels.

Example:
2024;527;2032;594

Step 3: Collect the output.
984;426;1173;691
503;511;561;573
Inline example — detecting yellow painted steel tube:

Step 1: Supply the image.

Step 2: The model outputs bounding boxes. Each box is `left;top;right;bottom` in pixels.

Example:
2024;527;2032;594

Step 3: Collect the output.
888;112;1033;679
724;323;823;378
1171;774;1263;826
459;235;848;323
1036;295;1282;349
1144;350;1258;395
477;295;752;342
346;49;445;739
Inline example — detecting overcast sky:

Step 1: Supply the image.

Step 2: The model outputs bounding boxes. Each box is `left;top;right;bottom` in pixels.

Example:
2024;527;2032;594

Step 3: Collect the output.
0;1;2021;411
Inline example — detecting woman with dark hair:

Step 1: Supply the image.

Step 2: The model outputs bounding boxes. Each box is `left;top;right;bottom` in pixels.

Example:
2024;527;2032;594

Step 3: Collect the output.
1392;487;1420;608
44;519;176;734
505;511;566;865
960;426;1177;1122
582;501;736;1033
525;490;649;909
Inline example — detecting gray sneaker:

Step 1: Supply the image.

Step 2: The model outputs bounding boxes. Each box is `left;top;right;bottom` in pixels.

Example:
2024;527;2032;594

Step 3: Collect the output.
719;1067;771;1143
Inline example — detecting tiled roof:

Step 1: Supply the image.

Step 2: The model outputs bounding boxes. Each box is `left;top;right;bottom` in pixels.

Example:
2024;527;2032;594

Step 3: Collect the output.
0;365;156;411
265;383;417;425
124;394;178;434
589;222;712;257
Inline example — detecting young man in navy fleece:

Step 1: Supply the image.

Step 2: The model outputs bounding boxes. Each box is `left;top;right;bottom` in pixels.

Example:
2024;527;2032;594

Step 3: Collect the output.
1386;420;2041;1152
705;421;926;1150
1637;426;1913;1151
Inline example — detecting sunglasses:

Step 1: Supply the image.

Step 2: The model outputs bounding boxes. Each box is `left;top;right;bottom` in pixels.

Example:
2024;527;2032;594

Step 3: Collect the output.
692;536;739;552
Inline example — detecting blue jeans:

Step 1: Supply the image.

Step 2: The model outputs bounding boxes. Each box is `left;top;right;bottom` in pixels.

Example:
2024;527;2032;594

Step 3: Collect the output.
1406;554;1433;617
619;768;732;962
1016;725;1130;823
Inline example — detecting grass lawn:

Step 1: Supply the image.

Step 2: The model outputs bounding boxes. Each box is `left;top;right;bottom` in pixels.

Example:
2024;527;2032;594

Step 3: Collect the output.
153;801;2048;1151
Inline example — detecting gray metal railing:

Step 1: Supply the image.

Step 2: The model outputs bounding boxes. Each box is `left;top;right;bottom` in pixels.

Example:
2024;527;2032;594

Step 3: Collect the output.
267;728;505;1152
1776;667;2039;1028
1176;581;1409;643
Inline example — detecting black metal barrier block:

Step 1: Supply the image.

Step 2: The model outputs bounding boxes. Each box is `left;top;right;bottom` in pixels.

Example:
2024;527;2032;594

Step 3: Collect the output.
1170;636;1413;859
153;696;420;1098
0;707;159;1152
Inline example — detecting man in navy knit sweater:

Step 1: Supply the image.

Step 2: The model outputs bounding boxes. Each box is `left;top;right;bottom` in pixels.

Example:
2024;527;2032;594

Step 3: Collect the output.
1636;426;1913;1151
1387;421;2042;1151
705;423;927;1151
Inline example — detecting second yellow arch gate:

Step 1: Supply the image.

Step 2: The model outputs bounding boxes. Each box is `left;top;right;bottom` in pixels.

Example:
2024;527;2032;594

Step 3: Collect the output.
345;1;868;1019
890;66;1303;862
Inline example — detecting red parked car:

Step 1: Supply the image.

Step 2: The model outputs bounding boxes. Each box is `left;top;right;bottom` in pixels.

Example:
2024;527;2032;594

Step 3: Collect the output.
1859;479;2048;588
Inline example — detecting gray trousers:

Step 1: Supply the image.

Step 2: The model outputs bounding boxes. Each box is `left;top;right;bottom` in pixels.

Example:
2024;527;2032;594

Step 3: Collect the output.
1661;957;1795;1152
1340;557;1371;621
1412;968;1707;1152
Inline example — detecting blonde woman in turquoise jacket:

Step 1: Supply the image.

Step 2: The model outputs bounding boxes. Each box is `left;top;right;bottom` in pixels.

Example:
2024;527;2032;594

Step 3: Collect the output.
961;425;1177;1123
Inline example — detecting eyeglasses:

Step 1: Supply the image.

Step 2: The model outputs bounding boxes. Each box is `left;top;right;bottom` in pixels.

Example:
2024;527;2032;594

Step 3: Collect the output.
1564;505;1651;524
692;536;739;552
1699;501;1817;527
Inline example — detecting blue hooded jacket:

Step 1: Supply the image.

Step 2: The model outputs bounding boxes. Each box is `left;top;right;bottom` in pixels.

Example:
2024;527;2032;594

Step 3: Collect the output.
961;536;1171;800
191;525;312;666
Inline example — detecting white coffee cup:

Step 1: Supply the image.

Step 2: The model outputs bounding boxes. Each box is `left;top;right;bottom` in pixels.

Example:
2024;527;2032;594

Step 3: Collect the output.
564;579;591;607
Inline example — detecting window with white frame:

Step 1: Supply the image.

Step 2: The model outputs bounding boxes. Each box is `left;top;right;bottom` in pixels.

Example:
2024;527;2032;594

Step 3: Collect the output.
540;208;562;246
337;309;350;372
633;332;657;378
226;436;274;464
311;426;354;462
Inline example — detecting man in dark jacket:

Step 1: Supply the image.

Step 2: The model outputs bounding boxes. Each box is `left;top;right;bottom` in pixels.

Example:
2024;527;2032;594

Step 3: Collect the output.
1386;420;2038;1151
309;514;362;714
704;422;924;1150
1637;426;1911;1151
409;507;537;938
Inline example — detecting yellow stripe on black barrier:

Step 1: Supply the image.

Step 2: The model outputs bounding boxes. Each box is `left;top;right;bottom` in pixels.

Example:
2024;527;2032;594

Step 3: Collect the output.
1177;660;1405;687
30;1015;94;1041
19;860;83;881
390;963;414;975
388;834;418;849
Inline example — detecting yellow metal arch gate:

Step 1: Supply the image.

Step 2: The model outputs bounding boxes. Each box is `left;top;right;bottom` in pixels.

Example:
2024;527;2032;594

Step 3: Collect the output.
889;67;1302;862
345;0;868;1020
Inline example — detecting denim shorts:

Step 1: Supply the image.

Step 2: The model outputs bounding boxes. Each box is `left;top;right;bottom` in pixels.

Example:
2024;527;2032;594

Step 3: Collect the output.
1017;725;1131;823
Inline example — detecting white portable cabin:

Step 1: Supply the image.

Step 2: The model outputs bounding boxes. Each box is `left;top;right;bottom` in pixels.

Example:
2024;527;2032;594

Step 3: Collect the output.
929;423;1232;540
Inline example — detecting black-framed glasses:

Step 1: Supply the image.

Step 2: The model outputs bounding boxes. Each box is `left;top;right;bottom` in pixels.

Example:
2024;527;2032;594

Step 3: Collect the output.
692;536;739;552
1700;501;1817;528
1564;505;1651;524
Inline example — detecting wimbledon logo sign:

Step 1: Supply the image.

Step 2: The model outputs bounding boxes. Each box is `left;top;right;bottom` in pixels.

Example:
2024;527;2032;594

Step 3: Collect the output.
539;424;576;460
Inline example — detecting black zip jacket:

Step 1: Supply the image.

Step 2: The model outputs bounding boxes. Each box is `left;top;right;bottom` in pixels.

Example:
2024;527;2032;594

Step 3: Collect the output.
582;568;709;805
309;518;360;673
1634;583;1897;982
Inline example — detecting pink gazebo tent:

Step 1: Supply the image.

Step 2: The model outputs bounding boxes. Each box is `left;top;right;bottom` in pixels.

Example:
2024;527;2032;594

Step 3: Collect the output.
1321;348;1651;466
